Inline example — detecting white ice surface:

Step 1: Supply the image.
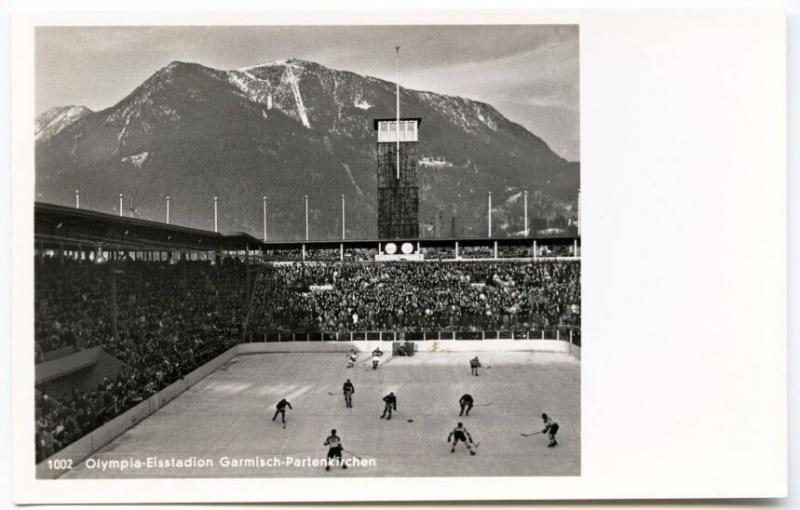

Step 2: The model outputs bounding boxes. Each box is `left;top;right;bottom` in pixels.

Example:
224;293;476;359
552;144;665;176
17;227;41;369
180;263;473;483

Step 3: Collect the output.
62;351;579;478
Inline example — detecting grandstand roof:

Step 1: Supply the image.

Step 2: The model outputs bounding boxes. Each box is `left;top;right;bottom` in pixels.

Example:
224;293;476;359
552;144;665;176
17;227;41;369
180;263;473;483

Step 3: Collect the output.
35;202;261;251
35;202;579;252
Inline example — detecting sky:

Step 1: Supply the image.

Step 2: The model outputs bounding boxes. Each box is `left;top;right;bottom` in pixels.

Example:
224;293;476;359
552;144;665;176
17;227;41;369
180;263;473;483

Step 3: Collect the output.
36;25;579;160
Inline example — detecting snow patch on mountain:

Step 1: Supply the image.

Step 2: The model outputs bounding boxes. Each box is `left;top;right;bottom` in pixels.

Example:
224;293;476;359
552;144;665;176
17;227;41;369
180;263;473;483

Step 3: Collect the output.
121;151;149;168
341;163;364;197
419;157;454;168
226;70;273;105
506;191;523;204
354;98;372;110
239;60;287;71
284;65;310;128
35;106;92;141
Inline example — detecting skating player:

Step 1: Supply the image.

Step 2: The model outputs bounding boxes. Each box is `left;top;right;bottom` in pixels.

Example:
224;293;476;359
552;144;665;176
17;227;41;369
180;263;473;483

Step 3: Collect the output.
343;379;355;408
323;429;347;471
272;398;293;424
470;357;482;376
346;350;357;368
380;391;397;420
459;394;474;416
370;347;383;370
447;422;476;455
541;413;559;447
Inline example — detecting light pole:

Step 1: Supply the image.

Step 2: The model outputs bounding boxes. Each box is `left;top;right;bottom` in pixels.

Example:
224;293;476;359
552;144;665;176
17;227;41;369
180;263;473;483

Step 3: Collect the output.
304;195;309;241
118;193;123;217
75;190;80;209
524;190;528;235
166;195;171;224
262;195;267;242
488;191;493;238
341;194;346;240
213;196;218;233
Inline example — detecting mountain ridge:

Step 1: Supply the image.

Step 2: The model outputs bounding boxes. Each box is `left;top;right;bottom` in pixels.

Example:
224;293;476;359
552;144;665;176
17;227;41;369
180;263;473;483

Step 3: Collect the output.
35;58;579;239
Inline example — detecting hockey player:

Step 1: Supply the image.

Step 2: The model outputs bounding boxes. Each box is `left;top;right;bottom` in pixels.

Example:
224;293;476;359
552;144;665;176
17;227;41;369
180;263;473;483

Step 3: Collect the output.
323;429;347;471
470;357;482;376
447;422;476;455
459;394;474;416
380;391;397;420
343;379;355;408
371;351;382;370
272;398;293;424
541;413;559;447
346;350;357;369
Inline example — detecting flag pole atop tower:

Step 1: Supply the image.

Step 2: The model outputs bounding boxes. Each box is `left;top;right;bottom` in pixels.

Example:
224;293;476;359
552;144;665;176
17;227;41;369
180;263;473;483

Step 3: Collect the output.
395;45;400;181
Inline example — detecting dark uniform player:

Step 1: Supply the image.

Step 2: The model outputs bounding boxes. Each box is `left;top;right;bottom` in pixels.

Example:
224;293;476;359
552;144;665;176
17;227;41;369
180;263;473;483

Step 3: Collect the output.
272;398;293;424
470;357;482;376
447;422;476;455
459;394;474;416
343;379;355;408
380;391;397;420
323;429;347;471
541;413;559;447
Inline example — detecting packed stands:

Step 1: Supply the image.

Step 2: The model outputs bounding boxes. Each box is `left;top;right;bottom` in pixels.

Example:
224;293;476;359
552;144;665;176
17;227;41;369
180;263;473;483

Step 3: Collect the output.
34;258;247;461
247;260;580;334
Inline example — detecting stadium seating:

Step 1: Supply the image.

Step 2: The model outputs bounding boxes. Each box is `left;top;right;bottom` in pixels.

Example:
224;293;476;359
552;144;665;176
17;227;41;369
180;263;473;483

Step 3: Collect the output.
34;257;580;462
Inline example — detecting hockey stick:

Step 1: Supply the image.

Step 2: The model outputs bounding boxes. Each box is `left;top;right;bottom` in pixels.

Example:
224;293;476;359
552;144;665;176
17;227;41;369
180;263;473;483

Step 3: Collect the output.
475;402;493;407
394;410;414;423
520;431;543;437
327;392;337;396
342;448;363;461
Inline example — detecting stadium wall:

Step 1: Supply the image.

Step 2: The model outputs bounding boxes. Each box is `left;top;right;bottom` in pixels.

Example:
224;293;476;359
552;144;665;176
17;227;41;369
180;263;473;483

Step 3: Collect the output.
37;339;579;478
238;339;574;354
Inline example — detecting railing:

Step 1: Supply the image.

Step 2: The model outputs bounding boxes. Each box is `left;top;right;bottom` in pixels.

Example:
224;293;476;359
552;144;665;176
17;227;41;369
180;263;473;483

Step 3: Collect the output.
244;328;581;345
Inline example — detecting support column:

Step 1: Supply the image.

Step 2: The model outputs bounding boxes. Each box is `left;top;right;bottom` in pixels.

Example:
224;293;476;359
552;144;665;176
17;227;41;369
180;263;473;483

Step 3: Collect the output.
493;241;498;259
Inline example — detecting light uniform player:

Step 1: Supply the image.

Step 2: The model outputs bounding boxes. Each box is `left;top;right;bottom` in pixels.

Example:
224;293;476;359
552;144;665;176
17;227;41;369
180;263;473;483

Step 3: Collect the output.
346;350;357;368
343;379;355;408
323;429;347;471
272;398;293;424
447;422;476;455
371;347;383;370
541;413;559;447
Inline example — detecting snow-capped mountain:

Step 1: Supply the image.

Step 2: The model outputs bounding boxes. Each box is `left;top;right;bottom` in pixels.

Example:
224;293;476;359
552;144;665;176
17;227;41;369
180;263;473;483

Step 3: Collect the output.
35;59;579;239
35;105;92;142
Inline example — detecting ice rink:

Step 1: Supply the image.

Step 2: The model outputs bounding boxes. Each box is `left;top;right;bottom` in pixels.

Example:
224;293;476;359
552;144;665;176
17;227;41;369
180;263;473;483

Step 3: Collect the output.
62;351;580;478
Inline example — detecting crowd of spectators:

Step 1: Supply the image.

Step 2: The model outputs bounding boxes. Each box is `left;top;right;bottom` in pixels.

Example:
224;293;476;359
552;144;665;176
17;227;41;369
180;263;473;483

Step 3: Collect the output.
35;258;247;461
34;255;580;462
248;260;580;334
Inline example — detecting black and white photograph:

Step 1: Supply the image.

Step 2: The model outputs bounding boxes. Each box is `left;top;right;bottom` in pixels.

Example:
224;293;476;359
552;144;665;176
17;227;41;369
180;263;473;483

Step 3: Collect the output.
8;5;790;505
31;24;581;479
